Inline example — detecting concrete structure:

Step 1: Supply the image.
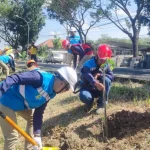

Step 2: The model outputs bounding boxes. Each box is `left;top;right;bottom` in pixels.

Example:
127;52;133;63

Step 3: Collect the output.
139;47;150;69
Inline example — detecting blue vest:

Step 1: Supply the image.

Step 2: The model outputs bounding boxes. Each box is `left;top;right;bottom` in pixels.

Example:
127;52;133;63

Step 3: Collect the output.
68;35;80;54
0;55;11;64
81;57;97;73
0;70;56;111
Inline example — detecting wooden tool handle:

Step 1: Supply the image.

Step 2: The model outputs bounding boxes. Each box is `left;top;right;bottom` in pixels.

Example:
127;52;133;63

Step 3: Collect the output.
0;111;37;146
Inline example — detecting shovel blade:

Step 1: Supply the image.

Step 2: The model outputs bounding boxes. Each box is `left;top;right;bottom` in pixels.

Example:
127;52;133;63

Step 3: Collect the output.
42;147;60;150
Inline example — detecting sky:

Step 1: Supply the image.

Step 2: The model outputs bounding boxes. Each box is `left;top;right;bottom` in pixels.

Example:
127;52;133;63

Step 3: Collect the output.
35;18;149;45
0;0;149;49
35;0;150;45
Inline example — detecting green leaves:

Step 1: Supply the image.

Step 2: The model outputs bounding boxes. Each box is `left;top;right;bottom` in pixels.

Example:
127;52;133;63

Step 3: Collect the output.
0;0;12;17
101;58;115;70
53;36;62;50
0;0;45;50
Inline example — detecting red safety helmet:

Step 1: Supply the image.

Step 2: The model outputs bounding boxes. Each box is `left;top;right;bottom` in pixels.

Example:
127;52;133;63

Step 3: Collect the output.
62;40;69;49
97;44;112;59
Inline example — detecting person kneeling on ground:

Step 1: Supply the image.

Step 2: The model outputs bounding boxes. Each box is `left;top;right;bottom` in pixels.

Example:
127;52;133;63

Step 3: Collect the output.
0;53;15;77
79;44;114;114
0;66;77;150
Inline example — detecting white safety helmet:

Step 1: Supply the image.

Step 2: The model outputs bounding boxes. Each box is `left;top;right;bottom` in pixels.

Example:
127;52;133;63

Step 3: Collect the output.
70;27;76;32
9;53;15;59
57;66;77;91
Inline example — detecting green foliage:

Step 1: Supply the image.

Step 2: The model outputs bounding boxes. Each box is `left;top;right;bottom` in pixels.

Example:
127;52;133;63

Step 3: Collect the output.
0;0;12;17
21;51;27;60
47;0;104;43
110;82;150;101
101;58;115;70
53;36;61;50
141;0;150;34
47;0;79;23
97;0;148;57
0;0;45;49
37;45;49;56
96;35;150;50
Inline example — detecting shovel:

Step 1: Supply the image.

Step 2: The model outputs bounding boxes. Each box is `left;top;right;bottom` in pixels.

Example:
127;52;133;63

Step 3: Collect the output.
0;111;60;150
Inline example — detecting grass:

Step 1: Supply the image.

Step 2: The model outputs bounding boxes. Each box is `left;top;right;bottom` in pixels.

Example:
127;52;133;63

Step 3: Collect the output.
110;81;150;101
0;81;150;149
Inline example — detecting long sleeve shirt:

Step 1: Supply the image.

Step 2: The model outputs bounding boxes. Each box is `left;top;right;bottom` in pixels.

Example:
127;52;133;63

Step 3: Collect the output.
0;55;15;71
81;58;114;86
68;35;81;54
71;44;93;69
0;70;47;134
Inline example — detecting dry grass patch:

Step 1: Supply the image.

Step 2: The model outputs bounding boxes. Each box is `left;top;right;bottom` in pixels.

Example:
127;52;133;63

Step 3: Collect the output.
0;81;150;150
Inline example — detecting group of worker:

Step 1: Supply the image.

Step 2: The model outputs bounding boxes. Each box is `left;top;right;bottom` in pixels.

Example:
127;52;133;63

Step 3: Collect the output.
62;27;114;114
0;27;114;150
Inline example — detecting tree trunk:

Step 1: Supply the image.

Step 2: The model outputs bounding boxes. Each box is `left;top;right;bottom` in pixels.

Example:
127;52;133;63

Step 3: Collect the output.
131;36;139;57
77;29;84;44
83;34;86;44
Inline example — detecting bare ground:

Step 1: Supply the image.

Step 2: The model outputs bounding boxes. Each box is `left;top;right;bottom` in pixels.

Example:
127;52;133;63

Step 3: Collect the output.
0;91;150;150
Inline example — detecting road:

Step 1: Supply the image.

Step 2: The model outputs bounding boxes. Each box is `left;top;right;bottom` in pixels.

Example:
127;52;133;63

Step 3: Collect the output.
17;61;150;81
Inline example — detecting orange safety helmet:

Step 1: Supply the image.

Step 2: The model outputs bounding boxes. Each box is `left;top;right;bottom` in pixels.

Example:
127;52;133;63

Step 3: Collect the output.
97;44;112;60
62;40;69;49
27;59;36;65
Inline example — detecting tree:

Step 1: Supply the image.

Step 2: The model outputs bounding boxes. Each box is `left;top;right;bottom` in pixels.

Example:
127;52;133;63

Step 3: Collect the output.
37;45;49;56
98;0;148;57
0;0;45;49
47;0;104;43
0;0;12;17
53;35;61;50
141;1;150;34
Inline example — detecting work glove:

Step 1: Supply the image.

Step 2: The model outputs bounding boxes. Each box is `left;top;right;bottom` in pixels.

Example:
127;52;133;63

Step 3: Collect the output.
33;137;42;150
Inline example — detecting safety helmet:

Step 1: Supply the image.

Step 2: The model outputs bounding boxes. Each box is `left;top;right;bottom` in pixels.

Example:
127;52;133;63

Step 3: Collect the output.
27;59;36;65
97;44;112;59
70;27;76;32
57;66;77;91
62;40;69;49
4;47;10;51
9;53;15;59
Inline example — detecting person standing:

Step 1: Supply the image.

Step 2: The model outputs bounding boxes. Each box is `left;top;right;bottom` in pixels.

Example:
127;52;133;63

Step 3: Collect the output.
66;27;81;68
28;42;38;63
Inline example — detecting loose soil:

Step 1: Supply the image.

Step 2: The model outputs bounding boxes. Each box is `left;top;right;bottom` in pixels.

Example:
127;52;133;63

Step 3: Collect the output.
0;90;150;150
40;92;150;150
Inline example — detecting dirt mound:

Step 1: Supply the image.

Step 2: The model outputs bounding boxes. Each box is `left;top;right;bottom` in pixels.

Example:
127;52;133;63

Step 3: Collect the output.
107;110;150;139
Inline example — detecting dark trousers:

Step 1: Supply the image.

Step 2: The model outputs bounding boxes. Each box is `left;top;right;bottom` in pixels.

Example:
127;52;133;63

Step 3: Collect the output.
31;54;37;62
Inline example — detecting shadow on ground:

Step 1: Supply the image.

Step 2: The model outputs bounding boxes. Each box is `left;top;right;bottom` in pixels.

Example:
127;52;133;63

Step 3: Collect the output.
56;95;79;106
42;104;95;136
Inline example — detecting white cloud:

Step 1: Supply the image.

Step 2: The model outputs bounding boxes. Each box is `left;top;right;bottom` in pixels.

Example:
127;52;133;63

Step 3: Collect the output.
49;31;56;36
91;27;100;31
82;23;90;30
115;8;136;17
56;31;62;35
116;9;126;16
